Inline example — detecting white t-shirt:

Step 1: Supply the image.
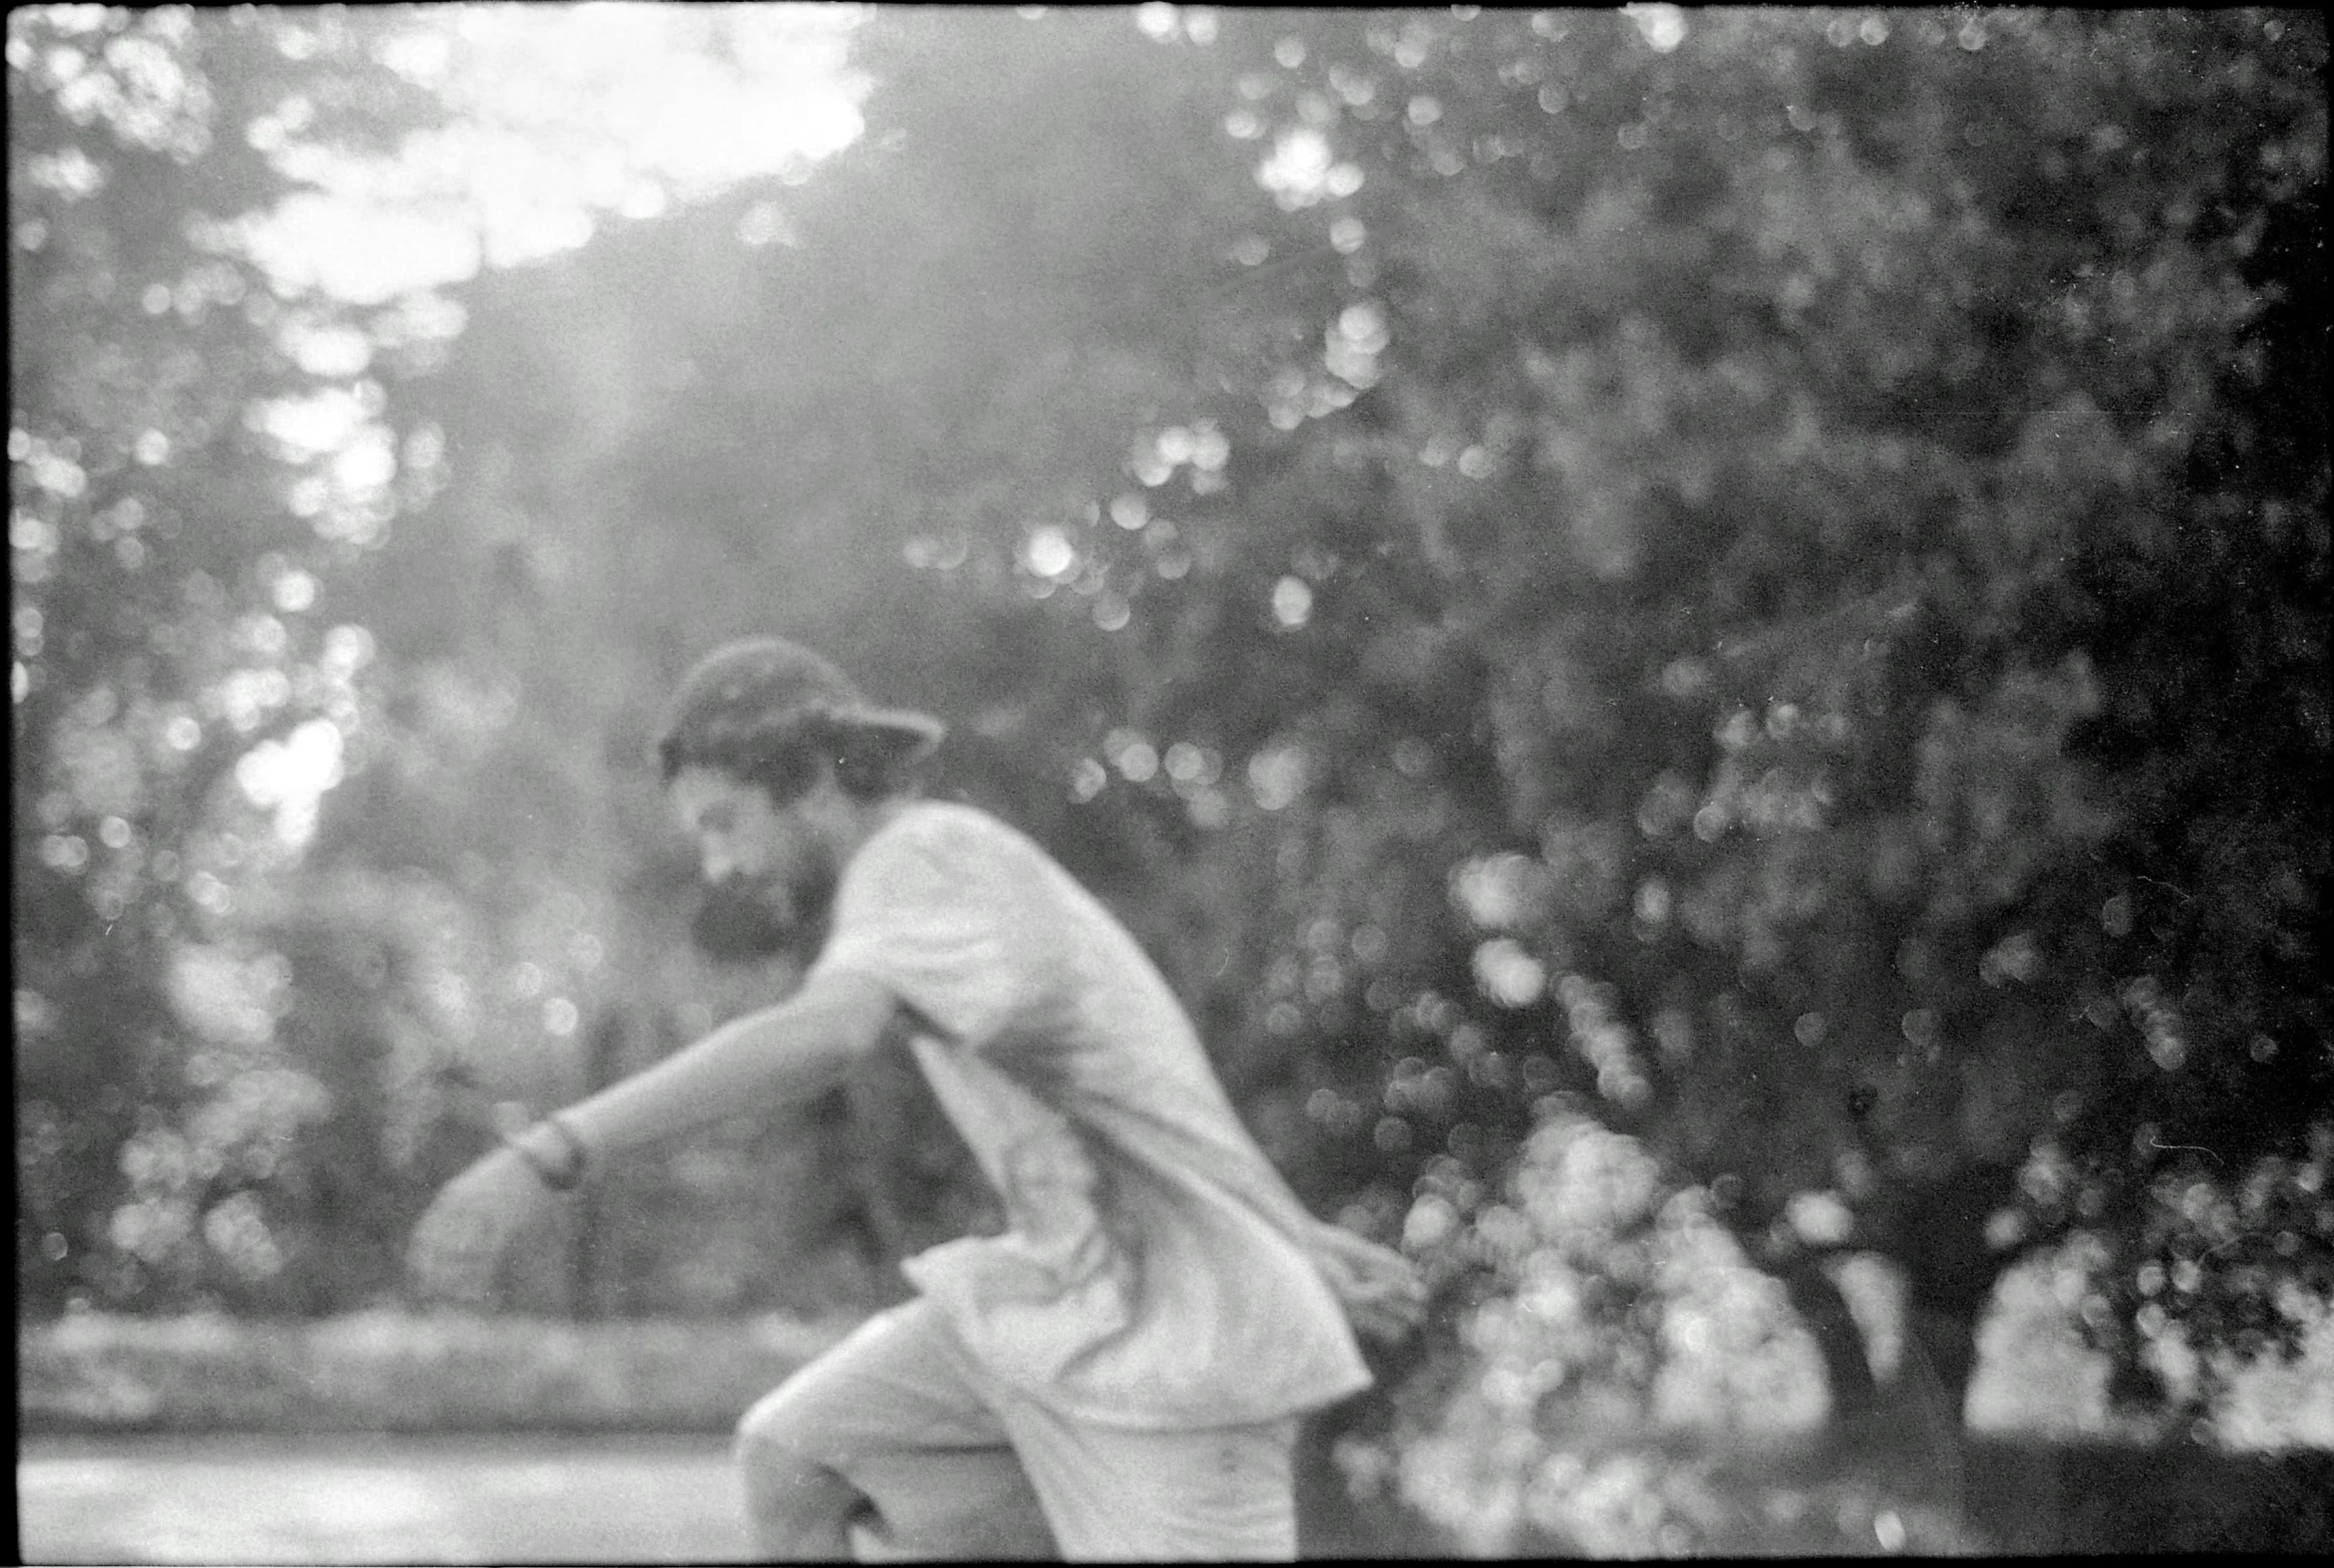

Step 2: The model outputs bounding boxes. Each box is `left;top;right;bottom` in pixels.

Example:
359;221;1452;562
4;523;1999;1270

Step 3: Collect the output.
807;800;1372;1430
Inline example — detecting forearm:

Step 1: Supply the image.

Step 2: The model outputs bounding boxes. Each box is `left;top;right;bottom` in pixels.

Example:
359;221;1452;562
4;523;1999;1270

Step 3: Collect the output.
542;975;891;1171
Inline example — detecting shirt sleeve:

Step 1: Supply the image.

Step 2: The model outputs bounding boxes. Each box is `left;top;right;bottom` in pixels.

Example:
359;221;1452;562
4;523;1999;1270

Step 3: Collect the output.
808;810;1035;1046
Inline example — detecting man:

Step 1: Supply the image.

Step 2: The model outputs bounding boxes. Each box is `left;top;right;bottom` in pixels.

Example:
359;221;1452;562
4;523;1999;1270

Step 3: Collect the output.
408;636;1426;1560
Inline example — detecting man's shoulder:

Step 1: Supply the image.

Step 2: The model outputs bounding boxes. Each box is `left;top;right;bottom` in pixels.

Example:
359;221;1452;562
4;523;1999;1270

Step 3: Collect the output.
851;798;1049;880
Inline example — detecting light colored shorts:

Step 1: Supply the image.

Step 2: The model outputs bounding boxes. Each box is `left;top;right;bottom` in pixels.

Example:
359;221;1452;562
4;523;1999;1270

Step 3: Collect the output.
736;1298;1300;1561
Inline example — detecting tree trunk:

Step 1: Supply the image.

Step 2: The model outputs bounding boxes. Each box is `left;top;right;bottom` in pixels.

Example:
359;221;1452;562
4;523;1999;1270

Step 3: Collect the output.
1780;1254;1884;1420
837;1023;993;1294
1888;1158;2021;1433
1901;1303;1980;1427
568;1007;632;1319
1853;1159;2021;1520
839;1033;924;1272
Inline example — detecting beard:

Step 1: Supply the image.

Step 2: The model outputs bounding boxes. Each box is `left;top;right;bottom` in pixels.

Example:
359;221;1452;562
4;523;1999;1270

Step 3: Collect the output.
690;851;839;964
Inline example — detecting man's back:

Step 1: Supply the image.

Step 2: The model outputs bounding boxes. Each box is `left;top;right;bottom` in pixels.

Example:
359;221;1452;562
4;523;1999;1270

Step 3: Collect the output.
810;799;1373;1427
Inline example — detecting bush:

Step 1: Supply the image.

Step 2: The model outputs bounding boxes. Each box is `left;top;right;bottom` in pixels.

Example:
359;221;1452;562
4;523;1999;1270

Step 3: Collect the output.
18;1309;858;1434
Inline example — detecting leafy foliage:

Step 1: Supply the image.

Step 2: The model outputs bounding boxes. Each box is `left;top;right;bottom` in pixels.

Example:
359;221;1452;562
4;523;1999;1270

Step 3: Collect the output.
11;4;445;1312
1135;5;2331;1438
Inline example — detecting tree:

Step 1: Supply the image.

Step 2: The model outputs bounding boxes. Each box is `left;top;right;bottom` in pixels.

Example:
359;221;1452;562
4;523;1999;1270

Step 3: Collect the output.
11;4;444;1312
331;8;2328;1436
1151;3;2329;1440
12;3;897;1322
317;6;1264;1309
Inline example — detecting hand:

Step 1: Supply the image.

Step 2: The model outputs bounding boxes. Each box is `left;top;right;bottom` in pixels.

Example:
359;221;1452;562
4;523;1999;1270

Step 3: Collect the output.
406;1147;557;1306
1307;1221;1429;1344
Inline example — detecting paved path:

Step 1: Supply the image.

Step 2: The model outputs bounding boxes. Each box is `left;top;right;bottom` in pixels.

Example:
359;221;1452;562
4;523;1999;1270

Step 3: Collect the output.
19;1430;1453;1562
18;1434;754;1564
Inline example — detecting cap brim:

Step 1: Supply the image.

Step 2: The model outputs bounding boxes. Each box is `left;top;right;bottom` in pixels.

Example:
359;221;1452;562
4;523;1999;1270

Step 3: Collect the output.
845;706;946;760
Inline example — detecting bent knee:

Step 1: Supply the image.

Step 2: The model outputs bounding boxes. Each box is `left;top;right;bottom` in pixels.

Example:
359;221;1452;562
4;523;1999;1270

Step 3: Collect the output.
735;1416;856;1527
736;1384;796;1451
737;1361;853;1454
734;1426;861;1557
735;1395;828;1481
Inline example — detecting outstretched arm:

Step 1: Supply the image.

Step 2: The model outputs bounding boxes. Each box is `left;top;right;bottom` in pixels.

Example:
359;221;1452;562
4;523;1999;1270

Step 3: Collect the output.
553;968;895;1163
408;969;896;1302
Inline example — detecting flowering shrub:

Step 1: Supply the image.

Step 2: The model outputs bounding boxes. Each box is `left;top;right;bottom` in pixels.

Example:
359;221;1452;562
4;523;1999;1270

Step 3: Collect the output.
1354;1106;2008;1554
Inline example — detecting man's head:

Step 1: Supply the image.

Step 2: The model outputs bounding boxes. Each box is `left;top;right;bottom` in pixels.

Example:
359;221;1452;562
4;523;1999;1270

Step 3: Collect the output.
653;637;941;951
